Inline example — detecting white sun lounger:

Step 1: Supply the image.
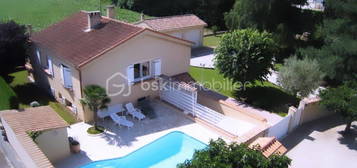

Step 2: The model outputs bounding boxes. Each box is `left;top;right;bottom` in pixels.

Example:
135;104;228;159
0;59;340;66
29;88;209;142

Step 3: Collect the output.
110;113;134;128
97;104;125;120
125;103;146;120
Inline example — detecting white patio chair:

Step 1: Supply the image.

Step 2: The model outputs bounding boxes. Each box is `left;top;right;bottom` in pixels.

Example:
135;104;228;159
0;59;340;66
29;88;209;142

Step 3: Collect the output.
110;113;134;128
97;104;125;120
125;103;146;120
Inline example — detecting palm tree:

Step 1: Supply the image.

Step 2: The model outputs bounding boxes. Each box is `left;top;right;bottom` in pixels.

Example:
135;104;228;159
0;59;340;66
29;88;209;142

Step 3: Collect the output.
81;85;111;130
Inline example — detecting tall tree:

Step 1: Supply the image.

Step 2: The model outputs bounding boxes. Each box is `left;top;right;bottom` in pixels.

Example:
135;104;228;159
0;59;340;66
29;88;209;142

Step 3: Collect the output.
320;82;357;133
178;138;291;168
278;56;324;97
0;21;29;73
194;0;235;29
214;29;278;90
81;85;111;130
299;0;357;82
225;0;311;61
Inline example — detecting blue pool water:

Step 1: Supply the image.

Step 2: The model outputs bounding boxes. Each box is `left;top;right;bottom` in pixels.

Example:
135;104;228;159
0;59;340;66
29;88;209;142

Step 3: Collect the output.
80;131;207;168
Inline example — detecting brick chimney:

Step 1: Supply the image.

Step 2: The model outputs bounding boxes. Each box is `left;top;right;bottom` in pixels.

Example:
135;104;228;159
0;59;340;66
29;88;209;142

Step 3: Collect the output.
106;5;115;19
86;11;101;31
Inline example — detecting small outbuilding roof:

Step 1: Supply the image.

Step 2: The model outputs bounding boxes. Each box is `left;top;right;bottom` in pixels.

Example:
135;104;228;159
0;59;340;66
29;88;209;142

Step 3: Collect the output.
136;14;207;32
1;106;69;133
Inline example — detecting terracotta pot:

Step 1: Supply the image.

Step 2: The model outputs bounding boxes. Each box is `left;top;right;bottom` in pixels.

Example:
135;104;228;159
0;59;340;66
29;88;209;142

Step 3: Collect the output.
71;144;80;153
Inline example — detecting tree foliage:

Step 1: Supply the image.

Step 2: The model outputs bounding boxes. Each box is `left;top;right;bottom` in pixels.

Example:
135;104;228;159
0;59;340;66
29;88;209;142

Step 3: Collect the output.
81;85;111;129
277;56;324;97
299;0;357;82
320;82;357;132
214;29;277;88
177;138;291;168
224;0;323;61
0;21;29;73
124;0;234;29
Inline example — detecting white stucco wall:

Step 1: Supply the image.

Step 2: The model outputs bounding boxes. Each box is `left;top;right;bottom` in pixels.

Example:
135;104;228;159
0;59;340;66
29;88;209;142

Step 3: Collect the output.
35;128;70;163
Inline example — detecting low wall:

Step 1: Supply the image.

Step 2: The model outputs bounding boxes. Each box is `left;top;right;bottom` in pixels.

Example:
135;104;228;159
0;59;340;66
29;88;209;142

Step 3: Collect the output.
197;92;266;126
1;119;38;168
299;98;335;124
0;130;25;168
267;97;335;139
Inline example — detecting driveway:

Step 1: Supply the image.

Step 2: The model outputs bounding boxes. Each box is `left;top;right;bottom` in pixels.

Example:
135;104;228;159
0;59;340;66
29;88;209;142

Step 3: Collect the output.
282;115;357;168
190;47;215;68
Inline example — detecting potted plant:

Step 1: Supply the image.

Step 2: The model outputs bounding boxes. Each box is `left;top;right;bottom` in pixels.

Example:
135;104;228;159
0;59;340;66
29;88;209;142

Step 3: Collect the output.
68;137;80;153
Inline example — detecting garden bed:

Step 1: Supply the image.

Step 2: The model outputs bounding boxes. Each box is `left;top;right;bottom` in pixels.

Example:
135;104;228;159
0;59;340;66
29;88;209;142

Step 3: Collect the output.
189;66;300;116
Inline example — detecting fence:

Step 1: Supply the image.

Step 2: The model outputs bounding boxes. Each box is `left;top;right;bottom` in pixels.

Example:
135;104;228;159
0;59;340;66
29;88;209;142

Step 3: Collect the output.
267;97;333;139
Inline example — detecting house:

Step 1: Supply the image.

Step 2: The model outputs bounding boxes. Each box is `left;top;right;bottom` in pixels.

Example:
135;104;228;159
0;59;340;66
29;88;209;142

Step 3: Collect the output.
0;106;70;168
135;14;207;48
29;7;192;122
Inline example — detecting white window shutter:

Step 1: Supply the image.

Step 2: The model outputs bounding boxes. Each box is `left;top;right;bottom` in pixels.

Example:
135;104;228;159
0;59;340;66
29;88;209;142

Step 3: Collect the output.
60;64;64;85
63;67;73;88
127;64;134;84
50;87;55;96
47;56;54;76
72;105;78;114
36;49;41;64
153;59;161;76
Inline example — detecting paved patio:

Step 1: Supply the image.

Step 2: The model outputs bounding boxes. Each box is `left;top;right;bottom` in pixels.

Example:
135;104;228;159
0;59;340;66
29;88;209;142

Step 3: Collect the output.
282;115;357;168
55;100;224;168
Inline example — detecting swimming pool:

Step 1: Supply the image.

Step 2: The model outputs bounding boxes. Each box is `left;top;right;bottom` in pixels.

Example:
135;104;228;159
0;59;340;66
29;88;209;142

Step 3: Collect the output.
80;131;207;168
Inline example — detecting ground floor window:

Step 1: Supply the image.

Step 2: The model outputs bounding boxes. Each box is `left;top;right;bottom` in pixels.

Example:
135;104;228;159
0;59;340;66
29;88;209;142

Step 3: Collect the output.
133;61;150;81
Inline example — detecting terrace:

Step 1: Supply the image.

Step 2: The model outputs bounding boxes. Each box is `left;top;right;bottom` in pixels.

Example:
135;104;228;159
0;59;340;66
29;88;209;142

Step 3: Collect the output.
55;100;226;168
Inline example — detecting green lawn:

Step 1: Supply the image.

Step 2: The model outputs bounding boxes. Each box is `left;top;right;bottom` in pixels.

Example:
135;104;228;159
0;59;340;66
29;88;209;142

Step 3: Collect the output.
203;34;222;47
0;70;77;124
0;76;17;110
49;102;77;124
189;66;235;97
189;66;299;116
0;0;146;32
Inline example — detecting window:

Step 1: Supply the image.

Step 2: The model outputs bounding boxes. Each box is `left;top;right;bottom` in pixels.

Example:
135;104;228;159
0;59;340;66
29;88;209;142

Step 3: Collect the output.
133;61;150;81
127;60;160;84
60;64;73;89
134;63;140;79
142;61;150;77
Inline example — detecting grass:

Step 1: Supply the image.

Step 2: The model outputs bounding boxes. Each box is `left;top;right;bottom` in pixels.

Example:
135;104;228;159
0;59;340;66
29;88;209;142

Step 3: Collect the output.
189;66;300;116
0;0;147;32
0;76;18;110
189;66;235;97
87;126;105;134
0;69;77;124
203;34;222;47
49;102;77;124
274;63;283;71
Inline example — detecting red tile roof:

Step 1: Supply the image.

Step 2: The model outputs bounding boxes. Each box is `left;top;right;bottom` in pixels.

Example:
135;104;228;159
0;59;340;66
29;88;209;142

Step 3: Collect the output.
31;11;145;68
137;14;207;32
1;106;69;133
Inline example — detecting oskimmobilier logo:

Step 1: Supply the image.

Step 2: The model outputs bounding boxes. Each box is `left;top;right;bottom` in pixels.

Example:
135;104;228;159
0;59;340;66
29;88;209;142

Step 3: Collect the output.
106;72;249;97
106;72;132;97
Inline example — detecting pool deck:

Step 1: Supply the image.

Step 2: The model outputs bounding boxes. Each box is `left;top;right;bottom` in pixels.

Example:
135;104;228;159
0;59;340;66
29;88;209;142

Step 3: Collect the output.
55;100;226;168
